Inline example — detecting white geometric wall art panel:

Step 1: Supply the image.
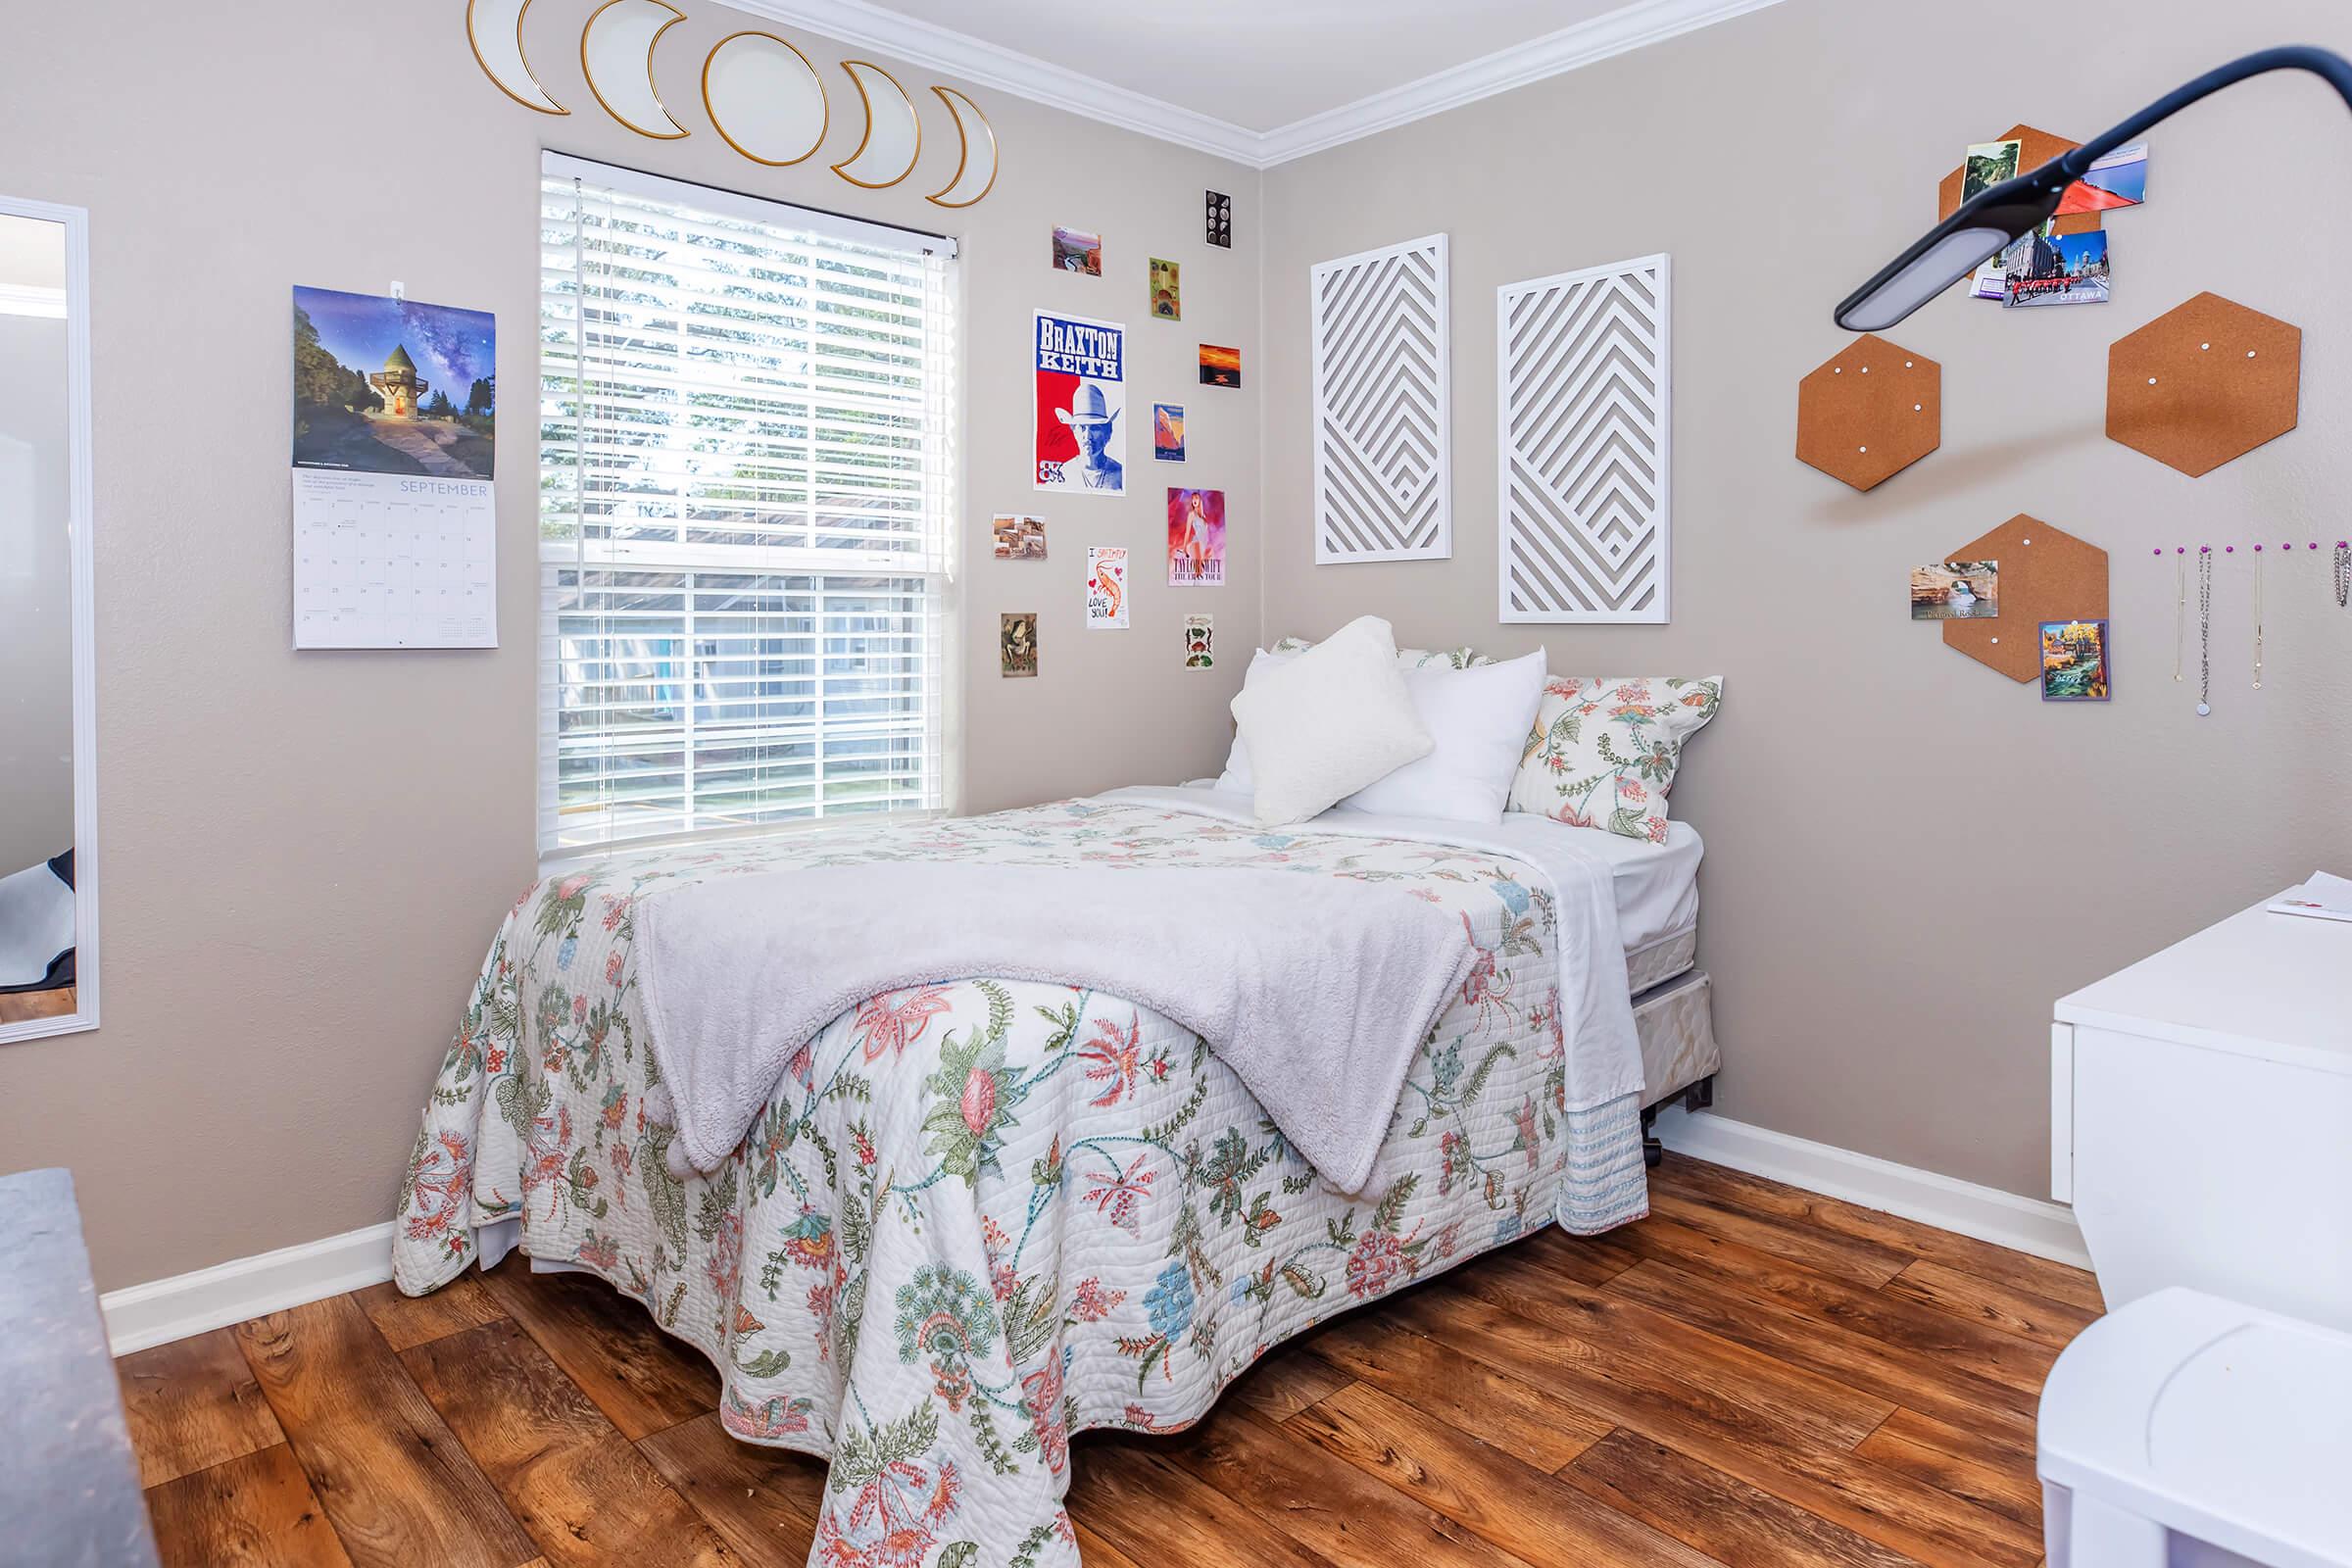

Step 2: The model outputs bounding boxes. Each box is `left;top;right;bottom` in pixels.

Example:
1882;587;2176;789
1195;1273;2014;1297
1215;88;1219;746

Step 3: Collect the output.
1497;253;1672;623
1311;233;1452;564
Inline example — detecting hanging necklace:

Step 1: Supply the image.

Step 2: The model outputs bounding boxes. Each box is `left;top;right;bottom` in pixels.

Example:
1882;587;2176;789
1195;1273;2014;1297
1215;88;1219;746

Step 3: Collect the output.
2335;539;2349;610
2252;548;2265;690
2173;550;2185;682
2196;548;2213;716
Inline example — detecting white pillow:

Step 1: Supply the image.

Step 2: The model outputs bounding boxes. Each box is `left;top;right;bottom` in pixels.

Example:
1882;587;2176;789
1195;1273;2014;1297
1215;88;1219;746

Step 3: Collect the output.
1216;638;1494;792
1228;616;1433;827
1338;649;1548;822
1213;647;1292;794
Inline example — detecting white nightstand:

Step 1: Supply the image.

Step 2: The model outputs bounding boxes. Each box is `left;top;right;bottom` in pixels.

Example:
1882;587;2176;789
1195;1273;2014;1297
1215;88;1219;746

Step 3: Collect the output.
2053;896;2352;1331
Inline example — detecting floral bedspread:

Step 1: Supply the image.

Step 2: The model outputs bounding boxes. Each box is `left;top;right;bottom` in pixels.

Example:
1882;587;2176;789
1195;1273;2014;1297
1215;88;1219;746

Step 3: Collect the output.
392;796;1648;1568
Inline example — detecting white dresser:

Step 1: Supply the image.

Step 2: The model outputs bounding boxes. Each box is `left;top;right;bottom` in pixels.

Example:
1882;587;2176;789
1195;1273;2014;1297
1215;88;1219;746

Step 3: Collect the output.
2053;896;2352;1332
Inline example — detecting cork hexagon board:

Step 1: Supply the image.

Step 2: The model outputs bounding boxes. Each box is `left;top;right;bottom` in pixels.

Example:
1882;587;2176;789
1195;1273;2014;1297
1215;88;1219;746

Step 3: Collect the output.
1938;123;2103;238
1796;335;1939;491
2107;293;2302;476
1942;514;2107;682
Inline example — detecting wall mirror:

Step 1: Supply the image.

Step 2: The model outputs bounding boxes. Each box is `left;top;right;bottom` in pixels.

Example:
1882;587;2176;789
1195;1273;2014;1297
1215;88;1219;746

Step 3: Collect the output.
0;195;96;1045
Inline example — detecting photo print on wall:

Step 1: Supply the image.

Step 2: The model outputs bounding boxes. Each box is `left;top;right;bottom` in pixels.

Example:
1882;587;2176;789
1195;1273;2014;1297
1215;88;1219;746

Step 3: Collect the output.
1153;403;1186;462
1052;225;1102;274
1910;560;1999;619
1206;190;1231;248
992;514;1047;559
1087;546;1130;629
1035;311;1126;494
1167;487;1225;586
1001;612;1038;677
2041;618;2111;700
1199;343;1241;388
1151;257;1180;319
1184;612;1213;668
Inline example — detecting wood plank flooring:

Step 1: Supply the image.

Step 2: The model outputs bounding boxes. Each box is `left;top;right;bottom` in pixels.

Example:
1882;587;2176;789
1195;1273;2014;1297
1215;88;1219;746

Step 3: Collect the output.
121;1154;2091;1567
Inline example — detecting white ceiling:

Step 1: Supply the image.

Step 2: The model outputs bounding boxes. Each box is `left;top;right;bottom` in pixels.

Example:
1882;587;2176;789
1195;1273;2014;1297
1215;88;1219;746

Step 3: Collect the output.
853;0;1630;131
739;0;1784;166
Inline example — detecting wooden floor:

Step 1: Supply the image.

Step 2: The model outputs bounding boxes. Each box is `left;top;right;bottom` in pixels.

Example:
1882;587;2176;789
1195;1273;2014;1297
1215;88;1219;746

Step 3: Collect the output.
119;1153;2096;1567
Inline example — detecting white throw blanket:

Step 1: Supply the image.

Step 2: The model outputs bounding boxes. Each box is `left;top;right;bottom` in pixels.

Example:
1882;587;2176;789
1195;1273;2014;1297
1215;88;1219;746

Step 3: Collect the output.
637;861;1478;1192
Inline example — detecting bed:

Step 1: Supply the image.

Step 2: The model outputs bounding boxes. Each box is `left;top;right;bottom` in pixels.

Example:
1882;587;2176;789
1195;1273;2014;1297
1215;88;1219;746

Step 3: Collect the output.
391;785;1710;1568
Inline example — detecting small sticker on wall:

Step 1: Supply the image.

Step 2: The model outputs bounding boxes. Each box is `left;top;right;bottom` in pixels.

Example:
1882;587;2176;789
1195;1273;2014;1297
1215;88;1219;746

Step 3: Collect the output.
1153;403;1186;462
1087;546;1129;629
1205;190;1232;248
1151;257;1180;319
993;514;1048;559
1184;613;1213;668
1001;612;1038;677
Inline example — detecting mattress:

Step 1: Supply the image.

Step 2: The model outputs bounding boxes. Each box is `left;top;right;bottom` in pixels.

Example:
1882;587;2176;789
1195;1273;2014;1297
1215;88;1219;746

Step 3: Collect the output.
1577;819;1702;992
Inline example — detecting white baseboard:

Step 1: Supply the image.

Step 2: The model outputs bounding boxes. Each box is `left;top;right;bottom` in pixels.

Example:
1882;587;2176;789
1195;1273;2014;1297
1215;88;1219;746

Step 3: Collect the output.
100;1221;396;1356
1653;1106;2091;1270
95;1113;2087;1356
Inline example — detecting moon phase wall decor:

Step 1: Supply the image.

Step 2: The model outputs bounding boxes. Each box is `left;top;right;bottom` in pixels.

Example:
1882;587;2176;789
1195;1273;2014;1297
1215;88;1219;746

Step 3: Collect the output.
1497;253;1672;623
581;0;689;138
926;86;998;209
465;5;1001;203
467;0;567;115
832;61;922;188
1311;233;1452;564
702;30;826;166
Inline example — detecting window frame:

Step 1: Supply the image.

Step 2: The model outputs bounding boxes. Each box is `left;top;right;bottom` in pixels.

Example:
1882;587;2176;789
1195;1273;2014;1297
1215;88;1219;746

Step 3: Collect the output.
535;154;961;862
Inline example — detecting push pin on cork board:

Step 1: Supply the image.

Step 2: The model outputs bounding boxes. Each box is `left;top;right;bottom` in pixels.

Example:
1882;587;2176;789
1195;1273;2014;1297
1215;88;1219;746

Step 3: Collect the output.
1795;335;1940;491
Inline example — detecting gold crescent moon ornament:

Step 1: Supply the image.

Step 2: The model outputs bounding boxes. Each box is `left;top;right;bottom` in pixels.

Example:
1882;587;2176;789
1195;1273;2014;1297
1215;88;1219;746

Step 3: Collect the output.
580;0;689;140
702;30;827;167
924;86;998;208
830;60;921;189
466;0;567;115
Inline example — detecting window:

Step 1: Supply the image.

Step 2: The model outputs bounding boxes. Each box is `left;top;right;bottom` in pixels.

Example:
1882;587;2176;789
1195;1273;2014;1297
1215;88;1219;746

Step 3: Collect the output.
538;154;956;855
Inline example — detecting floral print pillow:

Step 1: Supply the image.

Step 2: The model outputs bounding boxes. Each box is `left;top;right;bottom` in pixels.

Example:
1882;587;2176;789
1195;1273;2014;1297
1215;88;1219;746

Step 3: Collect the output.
1508;676;1723;843
1271;635;1491;670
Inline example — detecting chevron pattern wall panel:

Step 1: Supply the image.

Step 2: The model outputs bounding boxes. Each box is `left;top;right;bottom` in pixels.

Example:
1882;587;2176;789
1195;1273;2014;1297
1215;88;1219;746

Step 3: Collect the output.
1311;233;1452;564
1497;254;1672;622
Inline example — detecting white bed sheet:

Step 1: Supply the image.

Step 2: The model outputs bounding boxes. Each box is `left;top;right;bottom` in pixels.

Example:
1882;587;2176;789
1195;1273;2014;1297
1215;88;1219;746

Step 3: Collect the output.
1175;781;1700;955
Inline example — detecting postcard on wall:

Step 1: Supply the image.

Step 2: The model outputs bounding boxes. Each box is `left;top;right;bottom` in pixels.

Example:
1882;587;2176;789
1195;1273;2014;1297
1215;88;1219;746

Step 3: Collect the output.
1963;139;2024;299
1034;311;1126;495
993;513;1048;559
1167;487;1226;587
1001;612;1039;677
290;284;497;649
1053;225;1102;274
1205;191;1232;249
2004;228;2109;308
2040;618;2111;701
2057;141;2147;216
1087;546;1130;629
1151;257;1181;319
1184;612;1214;669
1153;403;1187;462
1199;342;1242;388
1909;560;1998;619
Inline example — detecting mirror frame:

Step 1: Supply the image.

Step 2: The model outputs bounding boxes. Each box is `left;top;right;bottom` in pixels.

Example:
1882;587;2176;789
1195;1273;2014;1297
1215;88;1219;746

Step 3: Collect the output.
0;193;97;1047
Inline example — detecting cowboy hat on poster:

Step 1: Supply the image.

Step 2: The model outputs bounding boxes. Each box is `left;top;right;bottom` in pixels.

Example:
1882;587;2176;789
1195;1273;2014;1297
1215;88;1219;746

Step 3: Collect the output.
1035;309;1126;495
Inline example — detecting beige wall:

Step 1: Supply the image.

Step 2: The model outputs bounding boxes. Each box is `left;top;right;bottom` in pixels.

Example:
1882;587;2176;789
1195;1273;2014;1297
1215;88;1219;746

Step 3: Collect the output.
0;310;74;875
1259;0;2352;1197
0;0;1259;1287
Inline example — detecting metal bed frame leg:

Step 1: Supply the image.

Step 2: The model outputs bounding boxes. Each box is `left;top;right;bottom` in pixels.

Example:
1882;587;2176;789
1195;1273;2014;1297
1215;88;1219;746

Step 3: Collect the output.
1639;1075;1716;1170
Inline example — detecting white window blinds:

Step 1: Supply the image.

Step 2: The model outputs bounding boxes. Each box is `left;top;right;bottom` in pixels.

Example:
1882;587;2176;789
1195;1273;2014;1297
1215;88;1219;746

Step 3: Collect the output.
538;156;957;855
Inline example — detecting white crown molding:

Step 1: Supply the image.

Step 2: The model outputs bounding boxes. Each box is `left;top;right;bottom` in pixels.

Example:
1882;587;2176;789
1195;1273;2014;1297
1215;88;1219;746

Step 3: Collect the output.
1654;1105;2092;1269
1254;0;1787;165
721;0;1265;166
719;0;1786;170
100;1221;395;1355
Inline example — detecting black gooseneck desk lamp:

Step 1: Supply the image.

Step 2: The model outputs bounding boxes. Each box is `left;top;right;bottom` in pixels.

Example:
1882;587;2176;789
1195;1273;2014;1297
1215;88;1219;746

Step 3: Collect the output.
1836;45;2352;331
